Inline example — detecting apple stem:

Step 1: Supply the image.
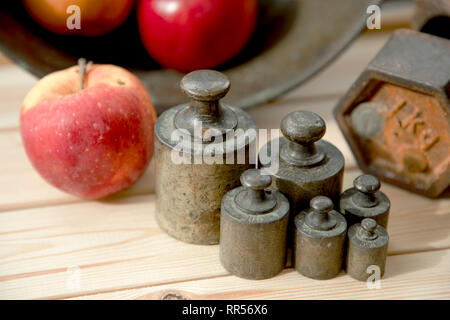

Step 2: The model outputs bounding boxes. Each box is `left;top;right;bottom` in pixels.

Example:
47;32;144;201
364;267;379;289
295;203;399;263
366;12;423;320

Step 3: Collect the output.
78;58;93;90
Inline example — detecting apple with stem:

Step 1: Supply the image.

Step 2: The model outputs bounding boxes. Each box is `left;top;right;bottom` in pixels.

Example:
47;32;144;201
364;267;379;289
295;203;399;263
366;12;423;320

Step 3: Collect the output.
20;59;157;199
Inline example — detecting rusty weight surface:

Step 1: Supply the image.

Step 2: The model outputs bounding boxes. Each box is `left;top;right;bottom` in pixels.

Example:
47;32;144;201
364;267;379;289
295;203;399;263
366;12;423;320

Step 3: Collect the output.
0;0;381;114
155;71;257;245
334;29;450;198
346;218;388;282
412;0;450;39
220;169;289;280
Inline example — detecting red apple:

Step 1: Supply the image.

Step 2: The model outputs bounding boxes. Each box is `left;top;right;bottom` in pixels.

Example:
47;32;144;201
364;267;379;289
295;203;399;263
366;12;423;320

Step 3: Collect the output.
137;0;258;72
22;0;135;36
20;63;157;199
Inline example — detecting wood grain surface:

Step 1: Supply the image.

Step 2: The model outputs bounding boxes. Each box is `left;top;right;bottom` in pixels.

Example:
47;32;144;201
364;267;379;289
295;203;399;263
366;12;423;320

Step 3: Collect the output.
1;2;449;300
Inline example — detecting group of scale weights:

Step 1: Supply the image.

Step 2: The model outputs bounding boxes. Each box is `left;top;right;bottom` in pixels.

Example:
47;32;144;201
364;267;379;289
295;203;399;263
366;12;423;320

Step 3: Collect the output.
154;70;390;282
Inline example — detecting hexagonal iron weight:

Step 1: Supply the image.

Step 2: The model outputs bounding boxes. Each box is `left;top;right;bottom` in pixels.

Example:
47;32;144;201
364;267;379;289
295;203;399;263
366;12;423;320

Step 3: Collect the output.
334;29;450;198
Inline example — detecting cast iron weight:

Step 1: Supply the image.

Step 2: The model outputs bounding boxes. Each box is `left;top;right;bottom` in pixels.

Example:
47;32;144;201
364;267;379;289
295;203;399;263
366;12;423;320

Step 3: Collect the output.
220;169;289;280
154;70;257;245
294;196;347;280
346;218;389;282
340;174;390;229
258;111;345;245
334;29;450;198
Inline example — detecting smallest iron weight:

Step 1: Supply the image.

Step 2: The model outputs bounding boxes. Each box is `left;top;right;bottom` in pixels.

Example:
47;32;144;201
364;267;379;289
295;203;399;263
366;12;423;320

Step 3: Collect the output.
346;218;389;282
294;196;347;280
219;169;290;280
340;174;390;228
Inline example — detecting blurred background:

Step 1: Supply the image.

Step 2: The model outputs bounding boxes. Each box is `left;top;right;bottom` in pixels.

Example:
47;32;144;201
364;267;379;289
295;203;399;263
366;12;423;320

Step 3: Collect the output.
0;0;421;113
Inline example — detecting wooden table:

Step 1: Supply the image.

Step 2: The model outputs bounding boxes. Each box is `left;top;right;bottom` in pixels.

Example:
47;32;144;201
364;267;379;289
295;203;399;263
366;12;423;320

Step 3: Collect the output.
1;3;449;300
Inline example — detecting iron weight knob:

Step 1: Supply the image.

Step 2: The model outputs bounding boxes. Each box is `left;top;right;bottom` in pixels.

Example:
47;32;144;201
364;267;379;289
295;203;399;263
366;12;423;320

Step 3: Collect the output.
340;174;390;228
280;110;326;166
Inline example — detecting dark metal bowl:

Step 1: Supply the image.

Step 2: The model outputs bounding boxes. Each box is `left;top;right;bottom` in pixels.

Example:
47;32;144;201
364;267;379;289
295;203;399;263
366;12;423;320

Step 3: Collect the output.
0;0;381;114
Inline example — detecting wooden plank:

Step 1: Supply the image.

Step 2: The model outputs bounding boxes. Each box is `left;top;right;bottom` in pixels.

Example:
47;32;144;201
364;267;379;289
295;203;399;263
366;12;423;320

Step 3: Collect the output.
0;128;156;212
0;66;37;130
0;194;227;300
71;249;450;300
0;130;78;210
1;169;449;299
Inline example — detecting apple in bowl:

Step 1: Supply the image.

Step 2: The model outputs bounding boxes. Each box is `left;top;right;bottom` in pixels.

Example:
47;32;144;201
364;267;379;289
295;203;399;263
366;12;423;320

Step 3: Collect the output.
20;61;157;199
137;0;258;72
